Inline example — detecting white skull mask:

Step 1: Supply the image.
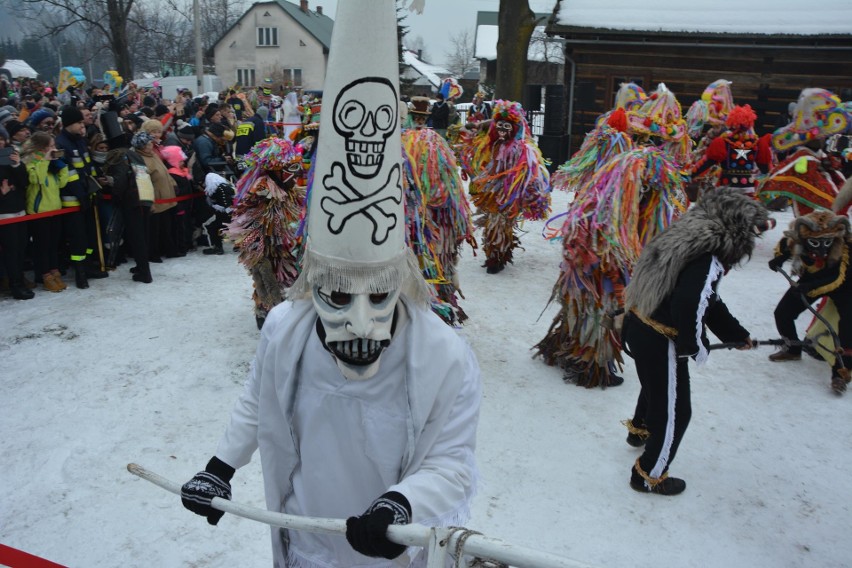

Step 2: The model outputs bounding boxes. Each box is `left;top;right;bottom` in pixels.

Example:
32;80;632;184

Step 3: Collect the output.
333;77;397;179
312;285;401;380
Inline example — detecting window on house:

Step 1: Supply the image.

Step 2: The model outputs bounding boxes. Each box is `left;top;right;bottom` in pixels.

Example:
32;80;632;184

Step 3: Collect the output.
257;27;279;47
282;68;303;88
237;68;256;87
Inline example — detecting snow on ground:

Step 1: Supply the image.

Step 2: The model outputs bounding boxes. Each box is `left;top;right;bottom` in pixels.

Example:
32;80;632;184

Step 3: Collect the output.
1;189;850;568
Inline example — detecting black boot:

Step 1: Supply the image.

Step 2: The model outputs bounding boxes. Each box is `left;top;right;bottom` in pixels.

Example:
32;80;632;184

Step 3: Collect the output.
74;262;89;289
630;462;686;496
132;269;153;283
10;282;35;300
86;259;110;279
203;244;224;255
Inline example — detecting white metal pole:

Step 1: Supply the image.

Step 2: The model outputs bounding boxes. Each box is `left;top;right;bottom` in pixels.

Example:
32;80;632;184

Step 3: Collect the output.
128;463;597;568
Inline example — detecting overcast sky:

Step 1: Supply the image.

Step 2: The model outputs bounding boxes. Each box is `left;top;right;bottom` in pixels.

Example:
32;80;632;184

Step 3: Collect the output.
312;0;558;66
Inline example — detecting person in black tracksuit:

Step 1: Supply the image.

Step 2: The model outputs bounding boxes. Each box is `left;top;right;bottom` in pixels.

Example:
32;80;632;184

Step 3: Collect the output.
624;253;751;495
621;189;772;496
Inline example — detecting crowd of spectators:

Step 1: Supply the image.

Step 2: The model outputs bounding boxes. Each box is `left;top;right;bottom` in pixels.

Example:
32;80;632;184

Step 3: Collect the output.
0;76;287;298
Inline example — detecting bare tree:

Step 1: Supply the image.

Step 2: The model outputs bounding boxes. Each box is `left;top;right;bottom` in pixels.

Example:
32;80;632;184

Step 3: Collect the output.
20;0;137;79
495;0;536;102
19;0;246;81
444;29;477;78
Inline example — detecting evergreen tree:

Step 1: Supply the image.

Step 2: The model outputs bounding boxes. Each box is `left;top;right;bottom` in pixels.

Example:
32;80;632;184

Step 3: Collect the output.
397;1;416;98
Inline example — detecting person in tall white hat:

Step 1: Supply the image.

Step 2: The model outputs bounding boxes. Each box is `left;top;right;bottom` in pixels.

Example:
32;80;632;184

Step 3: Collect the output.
179;1;482;566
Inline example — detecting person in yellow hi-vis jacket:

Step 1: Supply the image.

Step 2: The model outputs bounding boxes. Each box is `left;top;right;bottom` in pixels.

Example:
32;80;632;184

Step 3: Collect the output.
23;131;69;292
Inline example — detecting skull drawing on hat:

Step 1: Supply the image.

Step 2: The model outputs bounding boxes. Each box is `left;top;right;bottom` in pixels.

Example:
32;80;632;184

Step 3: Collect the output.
333;77;398;179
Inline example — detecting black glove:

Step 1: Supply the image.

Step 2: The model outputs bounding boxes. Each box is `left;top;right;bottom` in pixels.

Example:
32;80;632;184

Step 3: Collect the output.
768;256;786;272
346;491;411;559
181;456;235;526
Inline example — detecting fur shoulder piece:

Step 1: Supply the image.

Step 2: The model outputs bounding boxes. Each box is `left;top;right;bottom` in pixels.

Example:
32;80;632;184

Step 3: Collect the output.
625;189;770;316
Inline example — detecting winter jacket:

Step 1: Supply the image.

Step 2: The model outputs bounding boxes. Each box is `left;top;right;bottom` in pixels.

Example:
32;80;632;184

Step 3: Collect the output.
641;253;749;361
103;148;145;208
191;134;223;174
135;145;177;214
25;156;68;214
430;101;450;129
0;162;29;216
55;129;96;208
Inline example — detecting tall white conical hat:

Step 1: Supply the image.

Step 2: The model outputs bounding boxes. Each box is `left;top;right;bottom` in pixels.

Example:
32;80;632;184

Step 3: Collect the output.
290;0;425;299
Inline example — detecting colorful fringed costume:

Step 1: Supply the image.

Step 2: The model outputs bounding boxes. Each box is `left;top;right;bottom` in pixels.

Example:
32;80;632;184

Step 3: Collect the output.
684;80;735;201
534;147;687;388
758;88;849;216
401;127;476;324
226;137;307;328
551;111;634;194
692;105;773;197
467;100;551;273
626;83;692;169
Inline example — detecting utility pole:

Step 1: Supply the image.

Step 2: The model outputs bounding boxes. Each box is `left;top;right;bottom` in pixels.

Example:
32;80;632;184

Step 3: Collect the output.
194;0;203;93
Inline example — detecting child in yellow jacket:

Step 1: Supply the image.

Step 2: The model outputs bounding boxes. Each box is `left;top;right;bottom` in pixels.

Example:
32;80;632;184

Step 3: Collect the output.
23;131;69;292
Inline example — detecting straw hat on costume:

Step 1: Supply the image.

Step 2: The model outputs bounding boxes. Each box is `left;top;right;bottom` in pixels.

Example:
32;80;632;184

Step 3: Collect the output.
288;0;425;301
772;88;849;152
409;96;431;116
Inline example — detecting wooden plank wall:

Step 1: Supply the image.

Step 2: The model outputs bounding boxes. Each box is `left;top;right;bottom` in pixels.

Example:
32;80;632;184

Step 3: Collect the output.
564;40;852;152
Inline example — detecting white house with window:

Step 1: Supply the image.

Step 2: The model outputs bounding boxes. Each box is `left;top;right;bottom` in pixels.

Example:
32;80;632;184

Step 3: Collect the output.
213;0;333;91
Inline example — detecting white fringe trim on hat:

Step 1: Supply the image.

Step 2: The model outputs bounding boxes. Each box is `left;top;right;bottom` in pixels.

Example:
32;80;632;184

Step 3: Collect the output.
288;244;430;304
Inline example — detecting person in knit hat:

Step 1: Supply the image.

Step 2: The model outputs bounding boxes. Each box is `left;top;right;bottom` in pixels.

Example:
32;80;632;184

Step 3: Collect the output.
26;108;57;133
159;144;193;256
180;2;481;565
133;124;178;261
5;120;30;151
55;104;109;288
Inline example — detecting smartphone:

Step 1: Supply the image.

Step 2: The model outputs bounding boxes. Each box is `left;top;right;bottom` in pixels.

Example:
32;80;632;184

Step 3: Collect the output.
52;149;65;159
0;147;14;166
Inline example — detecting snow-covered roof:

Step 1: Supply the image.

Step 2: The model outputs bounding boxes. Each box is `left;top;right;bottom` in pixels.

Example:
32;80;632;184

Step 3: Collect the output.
475;26;564;62
2;59;38;78
402;50;450;89
555;0;852;35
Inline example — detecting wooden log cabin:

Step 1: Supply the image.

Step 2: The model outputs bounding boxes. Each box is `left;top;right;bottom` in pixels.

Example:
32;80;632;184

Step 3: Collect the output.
544;0;852;158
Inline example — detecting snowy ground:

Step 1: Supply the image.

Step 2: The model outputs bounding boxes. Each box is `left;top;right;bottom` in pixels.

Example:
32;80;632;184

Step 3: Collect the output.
1;189;850;568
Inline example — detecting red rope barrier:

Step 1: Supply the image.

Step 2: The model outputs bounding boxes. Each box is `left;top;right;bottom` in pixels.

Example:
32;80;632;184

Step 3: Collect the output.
0;193;207;226
0;543;67;568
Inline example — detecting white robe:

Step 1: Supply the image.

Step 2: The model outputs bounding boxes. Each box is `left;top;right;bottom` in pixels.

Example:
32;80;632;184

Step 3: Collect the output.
216;298;481;567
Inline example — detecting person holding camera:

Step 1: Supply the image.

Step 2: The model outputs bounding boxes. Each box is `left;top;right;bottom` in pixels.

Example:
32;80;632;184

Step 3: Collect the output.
22;131;69;292
0;129;34;299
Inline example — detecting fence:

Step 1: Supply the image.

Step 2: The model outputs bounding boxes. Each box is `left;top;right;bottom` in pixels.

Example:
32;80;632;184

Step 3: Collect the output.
455;108;545;138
